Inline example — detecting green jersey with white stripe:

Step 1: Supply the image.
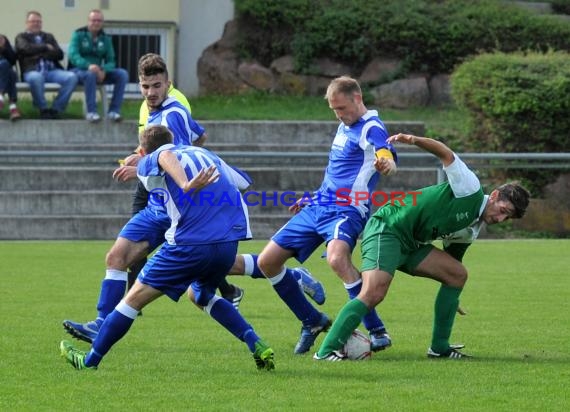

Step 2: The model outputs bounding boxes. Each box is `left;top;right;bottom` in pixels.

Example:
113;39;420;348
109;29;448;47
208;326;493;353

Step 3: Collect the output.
367;154;486;255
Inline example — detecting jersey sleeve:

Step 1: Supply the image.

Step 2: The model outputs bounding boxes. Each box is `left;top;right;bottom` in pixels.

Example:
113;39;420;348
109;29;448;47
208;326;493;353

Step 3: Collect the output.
163;110;205;146
443;153;481;198
220;162;253;190
364;122;397;163
137;144;174;181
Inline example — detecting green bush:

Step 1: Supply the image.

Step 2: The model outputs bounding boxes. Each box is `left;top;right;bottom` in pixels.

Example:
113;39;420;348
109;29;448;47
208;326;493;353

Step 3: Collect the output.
234;0;570;78
451;51;570;195
552;0;570;14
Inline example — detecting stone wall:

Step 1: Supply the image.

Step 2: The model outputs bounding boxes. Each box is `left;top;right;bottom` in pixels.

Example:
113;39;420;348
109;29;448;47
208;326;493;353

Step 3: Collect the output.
197;20;452;108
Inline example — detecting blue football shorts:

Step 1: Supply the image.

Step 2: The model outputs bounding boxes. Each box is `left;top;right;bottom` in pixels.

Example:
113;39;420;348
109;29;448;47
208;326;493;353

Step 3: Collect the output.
138;241;238;304
118;206;170;252
271;203;366;263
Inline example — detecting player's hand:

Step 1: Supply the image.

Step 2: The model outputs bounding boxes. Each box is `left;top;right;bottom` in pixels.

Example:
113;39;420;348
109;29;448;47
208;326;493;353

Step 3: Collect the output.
183;165;219;193
288;196;309;214
457;306;467;316
123;153;142;166
112;165;137;182
374;157;397;176
387;133;416;145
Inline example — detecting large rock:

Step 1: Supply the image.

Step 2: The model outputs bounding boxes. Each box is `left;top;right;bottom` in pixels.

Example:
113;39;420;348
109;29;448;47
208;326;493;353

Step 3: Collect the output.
270;55;295;74
428;74;453;106
196;18;454;104
359;57;402;84
370;77;430;109
272;72;330;96
197;20;249;94
238;62;274;91
312;58;354;77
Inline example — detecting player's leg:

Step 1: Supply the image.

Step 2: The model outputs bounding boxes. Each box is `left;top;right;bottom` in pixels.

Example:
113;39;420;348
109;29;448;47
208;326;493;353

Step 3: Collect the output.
316;267;393;359
228;253;325;305
62;208;164;342
316;222;399;359
62;236;150;342
326;238;391;351
192;242;275;370
61;280;162;370
127;257;145;291
320;207;390;350
411;248;469;358
259;211;331;354
217;277;245;310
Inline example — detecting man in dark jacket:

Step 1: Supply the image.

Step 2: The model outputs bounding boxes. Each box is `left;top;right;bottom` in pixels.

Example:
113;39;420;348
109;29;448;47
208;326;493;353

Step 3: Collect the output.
0;34;22;120
68;9;128;123
15;10;78;119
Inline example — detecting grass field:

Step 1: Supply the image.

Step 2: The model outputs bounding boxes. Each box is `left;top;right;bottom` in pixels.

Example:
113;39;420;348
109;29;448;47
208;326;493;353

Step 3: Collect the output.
1;239;568;411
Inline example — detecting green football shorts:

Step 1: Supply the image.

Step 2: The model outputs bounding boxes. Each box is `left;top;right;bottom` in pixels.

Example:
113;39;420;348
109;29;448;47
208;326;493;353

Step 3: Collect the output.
360;217;433;275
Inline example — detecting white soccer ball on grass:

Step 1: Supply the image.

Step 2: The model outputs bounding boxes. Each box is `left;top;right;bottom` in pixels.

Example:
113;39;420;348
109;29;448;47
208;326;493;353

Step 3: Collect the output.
342;329;372;360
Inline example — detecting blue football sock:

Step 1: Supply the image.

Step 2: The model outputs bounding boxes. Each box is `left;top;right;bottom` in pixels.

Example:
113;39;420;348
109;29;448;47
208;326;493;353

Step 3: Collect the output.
346;279;386;332
242;254;265;279
270;268;321;327
96;269;128;320
206;295;259;352
87;300;138;367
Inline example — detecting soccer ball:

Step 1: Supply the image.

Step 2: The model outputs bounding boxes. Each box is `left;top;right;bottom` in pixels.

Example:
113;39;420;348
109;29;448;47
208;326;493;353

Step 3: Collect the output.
342;329;372;360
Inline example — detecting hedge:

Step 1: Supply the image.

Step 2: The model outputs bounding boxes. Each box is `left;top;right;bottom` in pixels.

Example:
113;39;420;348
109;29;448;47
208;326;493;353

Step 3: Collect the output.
234;0;570;78
451;51;570;195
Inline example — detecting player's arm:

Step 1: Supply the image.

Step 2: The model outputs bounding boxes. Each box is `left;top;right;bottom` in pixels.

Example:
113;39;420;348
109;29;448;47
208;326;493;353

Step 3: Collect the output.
374;148;397;176
388;134;454;167
193;132;207;147
157;150;218;193
368;125;397;176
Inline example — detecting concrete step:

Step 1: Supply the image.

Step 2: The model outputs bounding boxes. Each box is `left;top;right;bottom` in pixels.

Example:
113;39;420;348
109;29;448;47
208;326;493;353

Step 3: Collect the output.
0;186;436;217
0;167;137;191
0;166;439;192
0;191;133;215
0;120;425;145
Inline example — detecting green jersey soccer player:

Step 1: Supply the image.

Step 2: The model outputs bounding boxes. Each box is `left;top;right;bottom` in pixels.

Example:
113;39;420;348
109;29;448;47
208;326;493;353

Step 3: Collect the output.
316;133;530;360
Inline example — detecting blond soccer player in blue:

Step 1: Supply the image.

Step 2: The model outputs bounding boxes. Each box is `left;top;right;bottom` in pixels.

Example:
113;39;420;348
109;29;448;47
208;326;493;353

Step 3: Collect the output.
315;133;530;360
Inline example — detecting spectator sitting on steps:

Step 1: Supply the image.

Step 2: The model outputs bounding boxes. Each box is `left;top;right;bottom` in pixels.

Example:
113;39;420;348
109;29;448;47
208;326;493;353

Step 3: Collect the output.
68;9;128;123
15;10;78;119
0;34;22;121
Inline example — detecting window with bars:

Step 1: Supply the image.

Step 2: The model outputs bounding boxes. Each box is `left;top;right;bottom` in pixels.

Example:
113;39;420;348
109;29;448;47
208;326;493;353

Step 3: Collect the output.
105;26;172;95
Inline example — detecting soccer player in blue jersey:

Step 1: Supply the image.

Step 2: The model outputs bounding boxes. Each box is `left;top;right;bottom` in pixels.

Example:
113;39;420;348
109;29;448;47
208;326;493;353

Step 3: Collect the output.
60;125;275;371
62;53;239;342
315;133;529;361
239;76;398;355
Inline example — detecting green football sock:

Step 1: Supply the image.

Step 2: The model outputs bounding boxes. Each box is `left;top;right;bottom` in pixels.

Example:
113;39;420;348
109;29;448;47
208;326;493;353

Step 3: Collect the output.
317;298;369;357
431;284;463;354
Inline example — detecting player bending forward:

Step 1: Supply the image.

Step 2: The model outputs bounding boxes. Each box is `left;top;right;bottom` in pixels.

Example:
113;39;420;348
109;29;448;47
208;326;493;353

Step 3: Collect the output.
60;125;275;371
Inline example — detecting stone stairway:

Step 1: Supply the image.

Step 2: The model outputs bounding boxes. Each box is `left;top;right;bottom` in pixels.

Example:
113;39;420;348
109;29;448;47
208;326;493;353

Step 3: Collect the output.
0;119;433;240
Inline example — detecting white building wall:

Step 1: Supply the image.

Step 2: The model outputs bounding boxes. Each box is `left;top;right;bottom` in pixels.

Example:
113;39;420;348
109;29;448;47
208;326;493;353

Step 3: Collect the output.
177;0;234;96
2;0;234;97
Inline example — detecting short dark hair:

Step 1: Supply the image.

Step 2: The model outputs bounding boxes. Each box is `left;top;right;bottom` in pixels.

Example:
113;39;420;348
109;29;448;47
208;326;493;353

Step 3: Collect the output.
495;182;530;219
138;53;168;78
139;125;173;154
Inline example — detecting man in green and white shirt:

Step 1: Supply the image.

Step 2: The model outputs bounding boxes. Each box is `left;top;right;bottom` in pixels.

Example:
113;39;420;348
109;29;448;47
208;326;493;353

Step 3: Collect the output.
316;133;530;360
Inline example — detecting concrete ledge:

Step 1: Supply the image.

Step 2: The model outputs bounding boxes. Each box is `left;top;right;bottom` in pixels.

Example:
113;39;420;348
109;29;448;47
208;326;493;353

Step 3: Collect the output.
0;120;424;144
